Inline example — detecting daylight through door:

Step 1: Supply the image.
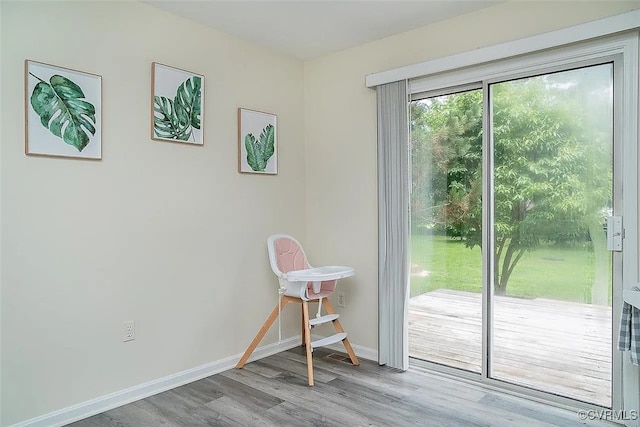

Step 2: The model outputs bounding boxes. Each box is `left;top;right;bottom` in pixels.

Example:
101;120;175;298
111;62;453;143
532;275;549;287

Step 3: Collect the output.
409;63;614;407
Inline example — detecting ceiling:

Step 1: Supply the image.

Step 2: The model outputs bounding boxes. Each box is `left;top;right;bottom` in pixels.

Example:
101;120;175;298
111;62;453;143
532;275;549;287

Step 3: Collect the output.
142;1;502;60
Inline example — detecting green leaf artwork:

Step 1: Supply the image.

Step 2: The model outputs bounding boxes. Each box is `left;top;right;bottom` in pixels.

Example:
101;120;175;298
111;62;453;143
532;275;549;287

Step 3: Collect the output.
153;75;201;141
245;124;275;172
29;73;96;152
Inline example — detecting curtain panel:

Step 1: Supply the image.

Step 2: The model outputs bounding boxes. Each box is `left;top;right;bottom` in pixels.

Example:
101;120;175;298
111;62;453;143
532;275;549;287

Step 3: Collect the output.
377;80;409;370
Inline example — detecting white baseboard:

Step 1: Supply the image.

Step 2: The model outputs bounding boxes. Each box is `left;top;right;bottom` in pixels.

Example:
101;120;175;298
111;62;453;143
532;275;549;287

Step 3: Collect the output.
10;337;300;427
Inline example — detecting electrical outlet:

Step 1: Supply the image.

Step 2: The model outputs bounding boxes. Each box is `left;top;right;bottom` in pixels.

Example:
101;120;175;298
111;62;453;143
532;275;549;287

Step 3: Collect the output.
123;321;135;342
337;292;346;308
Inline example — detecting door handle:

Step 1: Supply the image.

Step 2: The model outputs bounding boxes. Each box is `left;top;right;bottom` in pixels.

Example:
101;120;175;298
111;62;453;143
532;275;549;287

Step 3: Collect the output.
606;216;623;252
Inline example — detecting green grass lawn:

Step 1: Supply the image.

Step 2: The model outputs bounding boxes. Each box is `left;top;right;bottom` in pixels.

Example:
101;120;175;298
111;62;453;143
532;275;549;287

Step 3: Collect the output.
410;234;609;303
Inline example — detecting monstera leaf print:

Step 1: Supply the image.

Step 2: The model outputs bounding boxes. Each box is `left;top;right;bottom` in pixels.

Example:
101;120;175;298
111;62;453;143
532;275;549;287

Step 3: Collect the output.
29;73;96;152
153;76;201;141
175;76;201;130
153;96;192;141
245;124;275;172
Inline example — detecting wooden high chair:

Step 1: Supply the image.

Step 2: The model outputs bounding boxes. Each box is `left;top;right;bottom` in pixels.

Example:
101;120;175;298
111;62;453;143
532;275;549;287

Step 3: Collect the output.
236;234;359;386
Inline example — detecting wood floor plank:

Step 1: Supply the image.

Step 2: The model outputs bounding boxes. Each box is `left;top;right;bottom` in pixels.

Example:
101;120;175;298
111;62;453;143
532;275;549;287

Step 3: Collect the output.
478;394;589;427
66;413;118;427
73;400;184;427
241;361;283;379
255;349;338;384
204;396;279;427
203;375;284;411
324;376;484;427
264;401;343;427
132;389;239;426
169;378;225;405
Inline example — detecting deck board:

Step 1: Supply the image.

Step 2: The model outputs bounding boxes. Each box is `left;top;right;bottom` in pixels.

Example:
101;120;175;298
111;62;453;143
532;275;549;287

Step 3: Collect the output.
409;289;612;406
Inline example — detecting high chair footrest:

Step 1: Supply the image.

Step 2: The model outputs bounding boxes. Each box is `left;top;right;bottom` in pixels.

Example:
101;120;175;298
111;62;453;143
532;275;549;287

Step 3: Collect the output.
309;314;339;327
311;332;347;349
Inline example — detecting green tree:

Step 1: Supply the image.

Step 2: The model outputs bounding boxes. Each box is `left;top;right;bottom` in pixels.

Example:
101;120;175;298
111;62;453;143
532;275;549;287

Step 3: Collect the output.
410;91;482;237
411;66;612;297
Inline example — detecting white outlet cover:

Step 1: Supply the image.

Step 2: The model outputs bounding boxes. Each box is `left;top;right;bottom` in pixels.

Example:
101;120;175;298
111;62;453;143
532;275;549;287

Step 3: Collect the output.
123;321;135;342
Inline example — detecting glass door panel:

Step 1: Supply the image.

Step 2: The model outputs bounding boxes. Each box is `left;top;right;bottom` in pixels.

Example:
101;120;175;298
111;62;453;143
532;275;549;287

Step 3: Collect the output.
409;90;483;373
489;64;613;406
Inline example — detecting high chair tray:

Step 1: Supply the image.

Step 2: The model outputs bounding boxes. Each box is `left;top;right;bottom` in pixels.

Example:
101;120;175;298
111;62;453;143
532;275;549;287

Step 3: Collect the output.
285;266;354;282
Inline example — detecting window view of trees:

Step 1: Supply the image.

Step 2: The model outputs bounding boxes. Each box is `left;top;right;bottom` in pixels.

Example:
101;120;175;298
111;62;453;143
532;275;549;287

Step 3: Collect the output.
410;64;613;301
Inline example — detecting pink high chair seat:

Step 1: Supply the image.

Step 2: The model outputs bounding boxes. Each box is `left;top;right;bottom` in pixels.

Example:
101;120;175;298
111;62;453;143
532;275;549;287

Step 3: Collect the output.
269;235;353;300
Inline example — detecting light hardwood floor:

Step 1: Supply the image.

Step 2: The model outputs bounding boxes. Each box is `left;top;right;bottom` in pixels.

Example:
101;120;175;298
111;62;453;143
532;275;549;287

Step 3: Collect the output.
70;347;617;427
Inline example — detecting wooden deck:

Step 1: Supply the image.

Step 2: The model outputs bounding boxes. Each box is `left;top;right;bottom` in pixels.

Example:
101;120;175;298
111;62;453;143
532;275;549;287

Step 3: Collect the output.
409;289;612;407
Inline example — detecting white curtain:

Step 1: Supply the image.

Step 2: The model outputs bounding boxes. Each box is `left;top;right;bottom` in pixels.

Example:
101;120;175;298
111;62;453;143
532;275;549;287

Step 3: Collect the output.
377;80;409;370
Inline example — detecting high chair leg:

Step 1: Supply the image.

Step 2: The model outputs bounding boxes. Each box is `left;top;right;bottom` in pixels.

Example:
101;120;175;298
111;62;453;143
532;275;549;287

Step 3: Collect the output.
301;304;305;347
322;298;360;366
302;300;314;386
236;296;293;369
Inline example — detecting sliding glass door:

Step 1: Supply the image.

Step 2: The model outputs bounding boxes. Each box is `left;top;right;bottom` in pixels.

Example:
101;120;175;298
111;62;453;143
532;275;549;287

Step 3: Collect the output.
409;89;483;374
409;62;617;407
488;64;613;406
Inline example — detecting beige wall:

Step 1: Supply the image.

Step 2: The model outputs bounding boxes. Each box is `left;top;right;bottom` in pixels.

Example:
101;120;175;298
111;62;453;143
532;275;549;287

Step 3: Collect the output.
303;0;640;351
2;0;639;425
0;1;305;425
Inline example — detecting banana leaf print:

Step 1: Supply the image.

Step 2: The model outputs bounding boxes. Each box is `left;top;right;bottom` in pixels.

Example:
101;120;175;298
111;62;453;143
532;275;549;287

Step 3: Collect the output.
29;73;96;152
245;124;275;172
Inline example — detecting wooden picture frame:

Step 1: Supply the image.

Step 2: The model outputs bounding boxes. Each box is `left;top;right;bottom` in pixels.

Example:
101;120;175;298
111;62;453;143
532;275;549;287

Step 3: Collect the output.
151;62;204;145
25;60;102;160
238;108;277;174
